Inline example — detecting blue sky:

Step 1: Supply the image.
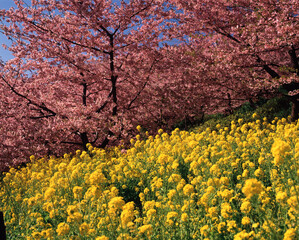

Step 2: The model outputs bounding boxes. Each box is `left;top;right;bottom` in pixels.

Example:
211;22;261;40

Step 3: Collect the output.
0;1;16;10
0;1;16;62
0;1;181;62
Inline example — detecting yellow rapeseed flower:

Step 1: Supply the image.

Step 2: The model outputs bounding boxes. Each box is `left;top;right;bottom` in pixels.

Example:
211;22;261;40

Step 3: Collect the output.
234;230;253;240
242;179;264;199
79;222;90;235
108;197;125;210
44;187;56;200
271;139;291;166
283;228;297;240
241;216;251;225
240;200;251;214
73;186;84;199
95;236;109;240
56;222;70;236
67;212;83;223
276;191;288;203
183;184;194;196
121;202;135;227
84;185;100;199
31;232;41;239
227;220;237;232
166;211;178;225
200;225;209;237
221;202;232;219
67;205;79;215
138;224;153;235
181;212;188;222
89;170;106;185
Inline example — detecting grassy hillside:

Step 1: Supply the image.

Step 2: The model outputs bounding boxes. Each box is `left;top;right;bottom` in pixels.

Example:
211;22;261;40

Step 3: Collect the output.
0;97;298;240
180;96;292;133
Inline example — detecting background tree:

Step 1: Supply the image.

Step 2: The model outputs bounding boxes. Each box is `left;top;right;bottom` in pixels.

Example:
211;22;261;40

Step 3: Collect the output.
170;0;299;118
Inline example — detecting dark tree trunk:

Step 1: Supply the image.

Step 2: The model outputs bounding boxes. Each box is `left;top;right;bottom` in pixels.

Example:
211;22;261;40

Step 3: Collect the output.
257;46;299;121
281;82;299;121
80;132;89;150
82;82;87;106
291;98;299;122
99;130;114;148
0;212;6;240
288;45;299;121
288;45;299;77
227;93;233;114
249;98;256;109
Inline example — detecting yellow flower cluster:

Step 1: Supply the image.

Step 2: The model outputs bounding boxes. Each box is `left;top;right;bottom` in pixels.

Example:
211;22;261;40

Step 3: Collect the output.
271;139;291;166
242;178;264;199
0;115;298;239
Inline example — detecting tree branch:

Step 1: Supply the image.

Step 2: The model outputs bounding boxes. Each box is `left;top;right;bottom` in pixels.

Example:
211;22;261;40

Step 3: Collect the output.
96;88;113;113
215;27;281;79
127;59;157;109
28;20;109;54
81;80;87;106
29;114;56;119
1;75;57;117
129;1;154;20
60;141;83;146
214;28;242;44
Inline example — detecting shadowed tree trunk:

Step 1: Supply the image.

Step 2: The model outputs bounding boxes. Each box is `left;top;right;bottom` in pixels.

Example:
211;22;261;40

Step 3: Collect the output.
288;45;299;121
291;98;299;121
281;82;299;121
261;44;299;121
0;211;6;240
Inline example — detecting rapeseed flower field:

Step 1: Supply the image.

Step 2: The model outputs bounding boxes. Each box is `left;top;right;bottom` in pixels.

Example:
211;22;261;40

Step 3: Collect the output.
0;113;298;239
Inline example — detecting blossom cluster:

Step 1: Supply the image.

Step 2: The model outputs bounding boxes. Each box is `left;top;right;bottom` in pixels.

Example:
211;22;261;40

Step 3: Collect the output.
0;114;298;239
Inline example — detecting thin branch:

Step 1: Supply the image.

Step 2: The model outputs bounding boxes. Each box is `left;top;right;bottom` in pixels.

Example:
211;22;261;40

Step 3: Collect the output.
29;114;56;119
127;59;157;109
90;132;99;144
129;1;154;20
215;27;281;79
99;25;112;37
214;27;242;44
1;75;56;117
28;20;109;54
96;88;113;113
60;141;83;146
256;55;280;78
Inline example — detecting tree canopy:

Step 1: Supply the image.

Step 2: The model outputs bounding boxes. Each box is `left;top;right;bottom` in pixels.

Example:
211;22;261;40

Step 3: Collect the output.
0;0;298;171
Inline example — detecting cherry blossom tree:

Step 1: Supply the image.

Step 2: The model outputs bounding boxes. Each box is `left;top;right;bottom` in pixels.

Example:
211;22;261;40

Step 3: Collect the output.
170;0;299;119
0;0;192;170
